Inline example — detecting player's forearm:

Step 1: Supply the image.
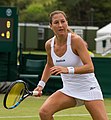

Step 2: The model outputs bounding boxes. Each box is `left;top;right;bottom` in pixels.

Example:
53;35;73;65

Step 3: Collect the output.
36;63;51;90
40;63;51;83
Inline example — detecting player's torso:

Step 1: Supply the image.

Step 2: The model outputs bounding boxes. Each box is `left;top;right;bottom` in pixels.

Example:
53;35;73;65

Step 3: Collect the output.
51;33;83;67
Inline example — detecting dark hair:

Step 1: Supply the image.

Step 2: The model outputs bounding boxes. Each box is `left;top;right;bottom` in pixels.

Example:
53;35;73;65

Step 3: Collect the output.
49;10;67;24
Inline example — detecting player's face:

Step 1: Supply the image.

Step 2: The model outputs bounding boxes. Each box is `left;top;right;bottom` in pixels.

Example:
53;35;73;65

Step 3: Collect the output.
50;13;68;36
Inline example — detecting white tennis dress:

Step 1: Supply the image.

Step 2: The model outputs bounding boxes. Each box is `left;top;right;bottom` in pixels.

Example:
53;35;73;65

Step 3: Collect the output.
51;33;103;101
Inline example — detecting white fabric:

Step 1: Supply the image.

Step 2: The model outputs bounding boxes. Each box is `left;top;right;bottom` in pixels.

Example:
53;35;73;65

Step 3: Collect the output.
38;80;46;88
75;99;84;107
51;33;103;101
67;67;75;74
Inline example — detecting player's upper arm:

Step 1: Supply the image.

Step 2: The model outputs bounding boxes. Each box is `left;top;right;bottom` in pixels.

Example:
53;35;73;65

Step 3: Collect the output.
45;39;54;67
71;34;94;72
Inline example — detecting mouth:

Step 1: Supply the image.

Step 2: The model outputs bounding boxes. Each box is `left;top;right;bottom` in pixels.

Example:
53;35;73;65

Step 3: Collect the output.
58;29;64;32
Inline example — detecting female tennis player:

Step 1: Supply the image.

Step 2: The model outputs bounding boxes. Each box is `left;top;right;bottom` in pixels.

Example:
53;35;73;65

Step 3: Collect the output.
34;10;109;120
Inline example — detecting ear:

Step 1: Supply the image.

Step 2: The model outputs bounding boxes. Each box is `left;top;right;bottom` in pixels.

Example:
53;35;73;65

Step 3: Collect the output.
49;23;52;30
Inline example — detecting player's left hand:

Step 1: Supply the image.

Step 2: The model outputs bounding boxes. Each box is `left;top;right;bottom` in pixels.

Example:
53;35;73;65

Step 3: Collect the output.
50;66;68;75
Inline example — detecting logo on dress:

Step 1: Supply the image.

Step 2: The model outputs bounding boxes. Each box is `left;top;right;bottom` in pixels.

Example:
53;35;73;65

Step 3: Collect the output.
56;59;65;62
90;87;96;90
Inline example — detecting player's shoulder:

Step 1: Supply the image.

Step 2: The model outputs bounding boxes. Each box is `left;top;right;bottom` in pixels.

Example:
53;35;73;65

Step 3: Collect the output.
71;33;84;45
45;38;53;51
71;33;82;41
45;38;51;45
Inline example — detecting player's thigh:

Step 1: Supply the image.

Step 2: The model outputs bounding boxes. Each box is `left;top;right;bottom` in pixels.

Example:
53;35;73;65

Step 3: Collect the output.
40;91;76;114
84;100;108;120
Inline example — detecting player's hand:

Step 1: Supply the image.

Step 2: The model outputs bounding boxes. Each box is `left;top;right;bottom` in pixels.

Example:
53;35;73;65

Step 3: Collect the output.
34;86;43;97
50;66;68;75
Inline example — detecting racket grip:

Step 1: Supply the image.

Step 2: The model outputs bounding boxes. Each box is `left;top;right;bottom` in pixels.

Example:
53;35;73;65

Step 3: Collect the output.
32;91;42;96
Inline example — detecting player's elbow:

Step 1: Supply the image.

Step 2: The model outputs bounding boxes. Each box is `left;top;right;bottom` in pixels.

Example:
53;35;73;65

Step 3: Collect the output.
88;64;94;73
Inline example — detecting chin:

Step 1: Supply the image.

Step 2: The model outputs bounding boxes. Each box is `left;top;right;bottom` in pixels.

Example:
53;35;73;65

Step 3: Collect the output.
58;31;65;35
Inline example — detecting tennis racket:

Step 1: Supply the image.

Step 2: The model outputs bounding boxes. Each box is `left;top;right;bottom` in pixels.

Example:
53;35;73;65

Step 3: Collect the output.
3;80;39;109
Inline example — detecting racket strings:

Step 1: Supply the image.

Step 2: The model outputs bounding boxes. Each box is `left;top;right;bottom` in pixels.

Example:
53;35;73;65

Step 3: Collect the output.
13;89;25;105
5;83;25;108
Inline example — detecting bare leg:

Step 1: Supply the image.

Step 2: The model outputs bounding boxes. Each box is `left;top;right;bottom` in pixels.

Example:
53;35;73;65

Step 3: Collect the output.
85;100;109;120
39;91;76;120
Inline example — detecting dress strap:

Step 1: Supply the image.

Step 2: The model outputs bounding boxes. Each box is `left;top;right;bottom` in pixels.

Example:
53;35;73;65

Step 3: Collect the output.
67;33;71;45
51;36;55;47
51;33;71;47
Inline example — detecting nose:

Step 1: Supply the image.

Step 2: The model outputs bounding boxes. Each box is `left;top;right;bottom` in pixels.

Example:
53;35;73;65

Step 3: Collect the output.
58;21;62;27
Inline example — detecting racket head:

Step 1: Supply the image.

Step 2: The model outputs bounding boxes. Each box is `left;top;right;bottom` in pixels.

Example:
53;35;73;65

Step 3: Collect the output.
3;80;27;109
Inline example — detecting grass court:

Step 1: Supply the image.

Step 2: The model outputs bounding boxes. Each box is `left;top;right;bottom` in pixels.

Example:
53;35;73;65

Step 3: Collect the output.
0;94;111;120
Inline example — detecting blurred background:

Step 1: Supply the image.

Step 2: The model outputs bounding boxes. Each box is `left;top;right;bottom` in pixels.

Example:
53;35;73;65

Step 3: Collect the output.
0;0;111;97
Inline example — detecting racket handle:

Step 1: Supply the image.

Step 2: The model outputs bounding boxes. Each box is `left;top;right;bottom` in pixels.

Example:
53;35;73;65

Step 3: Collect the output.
32;91;42;96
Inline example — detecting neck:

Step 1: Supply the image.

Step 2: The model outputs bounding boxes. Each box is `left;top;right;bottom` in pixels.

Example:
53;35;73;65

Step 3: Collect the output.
55;33;68;45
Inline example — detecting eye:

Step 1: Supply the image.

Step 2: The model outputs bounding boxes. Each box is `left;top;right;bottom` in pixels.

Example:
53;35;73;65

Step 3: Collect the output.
61;20;65;23
53;21;59;24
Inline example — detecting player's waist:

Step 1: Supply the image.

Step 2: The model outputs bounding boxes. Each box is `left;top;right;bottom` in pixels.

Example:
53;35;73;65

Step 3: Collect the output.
61;73;95;80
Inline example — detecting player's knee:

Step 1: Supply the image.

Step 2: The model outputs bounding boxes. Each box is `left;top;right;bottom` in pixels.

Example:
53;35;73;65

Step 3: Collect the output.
39;107;50;119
